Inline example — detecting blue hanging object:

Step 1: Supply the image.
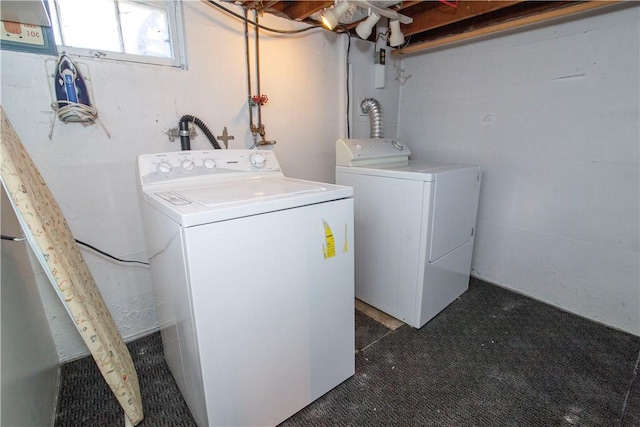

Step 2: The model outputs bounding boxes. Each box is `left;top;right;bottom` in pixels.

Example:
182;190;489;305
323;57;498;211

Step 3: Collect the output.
48;53;110;139
53;53;94;122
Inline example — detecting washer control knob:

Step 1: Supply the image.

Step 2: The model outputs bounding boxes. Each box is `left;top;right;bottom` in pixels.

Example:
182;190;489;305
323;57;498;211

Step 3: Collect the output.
355;144;363;150
250;152;267;169
181;159;196;172
392;140;404;151
203;158;217;170
156;161;173;175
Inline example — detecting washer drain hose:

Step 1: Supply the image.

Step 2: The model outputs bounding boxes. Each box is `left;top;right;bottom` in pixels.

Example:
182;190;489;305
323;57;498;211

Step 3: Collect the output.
179;115;222;150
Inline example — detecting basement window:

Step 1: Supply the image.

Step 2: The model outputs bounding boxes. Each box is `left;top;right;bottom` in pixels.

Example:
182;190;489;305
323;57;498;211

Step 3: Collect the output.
46;0;185;68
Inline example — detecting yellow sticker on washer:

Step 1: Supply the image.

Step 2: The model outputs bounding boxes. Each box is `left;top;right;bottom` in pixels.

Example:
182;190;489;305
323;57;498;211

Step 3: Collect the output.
322;220;336;259
343;223;349;253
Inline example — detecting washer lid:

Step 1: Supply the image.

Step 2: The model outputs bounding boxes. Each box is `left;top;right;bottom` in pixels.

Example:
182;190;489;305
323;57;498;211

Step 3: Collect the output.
178;179;327;206
336;161;479;182
141;177;353;227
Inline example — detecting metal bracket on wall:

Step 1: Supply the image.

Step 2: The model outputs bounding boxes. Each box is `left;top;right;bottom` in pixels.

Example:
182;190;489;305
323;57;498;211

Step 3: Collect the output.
166;126;197;143
217;127;235;149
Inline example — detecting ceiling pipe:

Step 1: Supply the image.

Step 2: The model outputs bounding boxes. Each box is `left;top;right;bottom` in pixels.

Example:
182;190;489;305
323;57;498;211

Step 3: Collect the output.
350;1;412;24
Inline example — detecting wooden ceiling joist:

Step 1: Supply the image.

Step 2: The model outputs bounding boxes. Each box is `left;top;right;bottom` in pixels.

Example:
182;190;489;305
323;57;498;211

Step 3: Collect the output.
265;1;331;21
401;1;525;36
398;1;622;55
234;0;627;54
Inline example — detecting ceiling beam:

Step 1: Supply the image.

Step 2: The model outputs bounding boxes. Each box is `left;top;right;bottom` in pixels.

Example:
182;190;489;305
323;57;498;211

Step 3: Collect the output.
398;1;622;55
267;1;333;21
401;1;525;37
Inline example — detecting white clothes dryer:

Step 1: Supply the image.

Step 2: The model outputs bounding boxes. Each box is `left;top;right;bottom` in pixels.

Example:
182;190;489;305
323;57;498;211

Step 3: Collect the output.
336;138;481;329
137;149;354;427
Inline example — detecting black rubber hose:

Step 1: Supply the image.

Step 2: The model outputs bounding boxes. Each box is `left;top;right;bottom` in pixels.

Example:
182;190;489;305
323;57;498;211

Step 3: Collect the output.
179;115;222;150
179;120;190;151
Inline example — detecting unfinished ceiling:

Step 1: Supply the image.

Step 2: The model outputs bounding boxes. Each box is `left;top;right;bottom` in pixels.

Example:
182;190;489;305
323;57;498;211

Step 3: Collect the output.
231;1;619;54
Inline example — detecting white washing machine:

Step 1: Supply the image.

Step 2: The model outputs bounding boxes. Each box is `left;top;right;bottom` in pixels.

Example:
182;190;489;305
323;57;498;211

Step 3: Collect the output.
137;149;354;427
335;138;481;329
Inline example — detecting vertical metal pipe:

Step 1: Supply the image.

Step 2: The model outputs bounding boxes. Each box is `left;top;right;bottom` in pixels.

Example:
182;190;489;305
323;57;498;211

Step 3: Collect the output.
243;9;254;131
254;10;262;127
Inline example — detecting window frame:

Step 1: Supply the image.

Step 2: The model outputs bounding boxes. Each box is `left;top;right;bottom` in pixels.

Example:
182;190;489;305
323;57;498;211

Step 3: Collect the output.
47;0;186;68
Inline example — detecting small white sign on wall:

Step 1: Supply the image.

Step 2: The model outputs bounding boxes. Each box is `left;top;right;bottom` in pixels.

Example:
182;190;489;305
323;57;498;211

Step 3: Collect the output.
1;21;45;45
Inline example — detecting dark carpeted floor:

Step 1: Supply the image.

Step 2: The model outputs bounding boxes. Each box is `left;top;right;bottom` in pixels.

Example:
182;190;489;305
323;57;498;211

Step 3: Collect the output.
55;279;640;426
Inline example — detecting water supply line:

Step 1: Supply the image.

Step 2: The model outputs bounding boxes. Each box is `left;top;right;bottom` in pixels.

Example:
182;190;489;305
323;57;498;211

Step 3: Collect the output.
244;9;275;147
254;9;263;134
244;9;254;135
360;98;384;138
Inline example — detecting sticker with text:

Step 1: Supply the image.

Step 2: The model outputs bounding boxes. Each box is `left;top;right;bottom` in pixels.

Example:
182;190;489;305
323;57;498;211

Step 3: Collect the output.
322;220;335;259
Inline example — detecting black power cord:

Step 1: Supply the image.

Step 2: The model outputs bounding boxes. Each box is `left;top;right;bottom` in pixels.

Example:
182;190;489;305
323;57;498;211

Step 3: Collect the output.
1;234;149;266
75;239;150;266
1;234;26;242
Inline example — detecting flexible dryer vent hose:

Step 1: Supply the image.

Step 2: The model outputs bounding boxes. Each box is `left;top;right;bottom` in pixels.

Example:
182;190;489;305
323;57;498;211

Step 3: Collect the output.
360;98;384;139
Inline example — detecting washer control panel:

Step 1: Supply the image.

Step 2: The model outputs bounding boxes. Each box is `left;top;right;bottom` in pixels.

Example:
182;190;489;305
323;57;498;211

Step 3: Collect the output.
138;149;281;185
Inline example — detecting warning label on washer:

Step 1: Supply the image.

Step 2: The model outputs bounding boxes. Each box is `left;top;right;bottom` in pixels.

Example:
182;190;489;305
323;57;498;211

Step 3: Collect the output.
322;220;336;259
343;223;349;253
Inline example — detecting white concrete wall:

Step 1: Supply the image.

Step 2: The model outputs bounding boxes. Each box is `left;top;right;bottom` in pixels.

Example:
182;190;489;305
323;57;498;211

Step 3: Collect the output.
9;0;631;368
1;188;59;427
397;4;639;335
350;35;402;139
0;1;349;360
